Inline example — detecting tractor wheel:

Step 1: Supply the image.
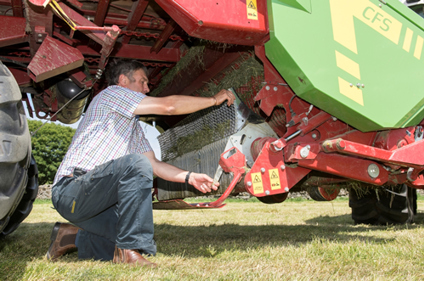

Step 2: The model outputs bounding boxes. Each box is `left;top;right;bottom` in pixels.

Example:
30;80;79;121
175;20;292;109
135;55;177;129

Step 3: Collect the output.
0;62;37;237
349;185;416;225
257;192;288;204
1;155;39;237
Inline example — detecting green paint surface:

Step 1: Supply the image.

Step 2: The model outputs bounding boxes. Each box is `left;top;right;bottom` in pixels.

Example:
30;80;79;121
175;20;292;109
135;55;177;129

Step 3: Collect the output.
266;0;424;131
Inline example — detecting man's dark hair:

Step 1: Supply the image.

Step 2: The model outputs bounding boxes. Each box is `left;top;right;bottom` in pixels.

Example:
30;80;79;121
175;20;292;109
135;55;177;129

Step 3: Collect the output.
106;59;148;86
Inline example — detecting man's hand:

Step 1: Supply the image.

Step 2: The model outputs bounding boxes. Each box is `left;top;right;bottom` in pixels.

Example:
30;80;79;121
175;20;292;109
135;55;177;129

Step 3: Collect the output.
188;172;219;193
214;89;236;107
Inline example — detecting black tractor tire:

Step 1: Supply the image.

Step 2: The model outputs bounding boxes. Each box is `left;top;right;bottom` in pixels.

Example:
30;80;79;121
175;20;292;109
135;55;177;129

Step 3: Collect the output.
349;184;416;225
0;61;38;237
1;155;39;237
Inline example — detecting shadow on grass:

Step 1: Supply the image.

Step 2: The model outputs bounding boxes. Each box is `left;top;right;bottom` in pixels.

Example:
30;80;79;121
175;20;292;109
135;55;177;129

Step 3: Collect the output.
155;211;424;258
154;221;400;258
0;222;58;281
306;211;424;226
2;211;424;278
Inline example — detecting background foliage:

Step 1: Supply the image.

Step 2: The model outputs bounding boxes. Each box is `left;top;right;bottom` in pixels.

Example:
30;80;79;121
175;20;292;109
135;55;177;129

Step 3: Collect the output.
28;120;76;185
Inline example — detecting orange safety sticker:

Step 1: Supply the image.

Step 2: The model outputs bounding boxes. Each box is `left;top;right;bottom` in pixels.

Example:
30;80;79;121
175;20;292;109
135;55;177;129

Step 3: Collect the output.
269;169;281;190
251;172;264;194
247;0;258;20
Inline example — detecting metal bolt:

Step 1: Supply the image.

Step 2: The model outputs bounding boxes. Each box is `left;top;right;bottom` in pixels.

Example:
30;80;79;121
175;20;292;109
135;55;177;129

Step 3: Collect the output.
261;168;266;173
300;145;311;158
362;84;365;88
332;116;337;121
356;83;361;88
284;187;289;192
312;133;317;139
273;86;278;91
280;165;285;170
266;86;270;90
302;117;308;126
37;33;42;37
350;83;353;87
247;181;252;187
367;164;380;179
265;190;270;195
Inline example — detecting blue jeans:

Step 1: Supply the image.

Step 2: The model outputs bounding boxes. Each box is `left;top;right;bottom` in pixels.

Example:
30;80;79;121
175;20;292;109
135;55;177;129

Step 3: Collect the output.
51;154;156;261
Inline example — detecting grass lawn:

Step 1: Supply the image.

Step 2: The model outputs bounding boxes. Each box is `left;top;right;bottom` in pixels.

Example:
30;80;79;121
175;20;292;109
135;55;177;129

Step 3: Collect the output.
1;197;424;280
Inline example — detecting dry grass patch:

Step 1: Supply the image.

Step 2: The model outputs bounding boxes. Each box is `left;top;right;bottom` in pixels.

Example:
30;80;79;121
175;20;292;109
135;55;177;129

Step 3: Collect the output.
1;198;424;280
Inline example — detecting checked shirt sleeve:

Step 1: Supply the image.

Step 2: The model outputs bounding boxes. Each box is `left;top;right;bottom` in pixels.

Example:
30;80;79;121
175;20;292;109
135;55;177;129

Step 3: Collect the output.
102;86;146;118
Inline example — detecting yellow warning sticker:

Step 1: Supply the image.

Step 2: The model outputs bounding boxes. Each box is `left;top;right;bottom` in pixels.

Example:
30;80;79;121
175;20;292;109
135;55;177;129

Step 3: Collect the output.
269;169;281;190
247;0;258;20
251;172;264;194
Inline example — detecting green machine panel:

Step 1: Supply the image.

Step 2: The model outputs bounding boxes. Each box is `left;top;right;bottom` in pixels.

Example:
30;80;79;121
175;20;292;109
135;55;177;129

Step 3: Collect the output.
265;0;424;132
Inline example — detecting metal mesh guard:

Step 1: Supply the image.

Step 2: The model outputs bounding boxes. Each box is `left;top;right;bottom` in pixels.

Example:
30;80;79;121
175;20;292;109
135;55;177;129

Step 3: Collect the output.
158;103;238;162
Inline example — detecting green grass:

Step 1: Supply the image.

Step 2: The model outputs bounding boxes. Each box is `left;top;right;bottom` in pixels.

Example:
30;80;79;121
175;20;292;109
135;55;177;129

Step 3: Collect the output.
2;198;424;280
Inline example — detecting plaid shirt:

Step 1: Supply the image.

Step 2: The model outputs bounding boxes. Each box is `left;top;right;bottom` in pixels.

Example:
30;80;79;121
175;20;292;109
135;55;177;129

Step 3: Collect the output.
53;85;153;184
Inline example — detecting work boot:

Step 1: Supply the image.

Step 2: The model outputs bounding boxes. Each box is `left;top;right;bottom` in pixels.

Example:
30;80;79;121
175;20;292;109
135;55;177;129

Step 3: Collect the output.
46;222;80;261
113;246;157;267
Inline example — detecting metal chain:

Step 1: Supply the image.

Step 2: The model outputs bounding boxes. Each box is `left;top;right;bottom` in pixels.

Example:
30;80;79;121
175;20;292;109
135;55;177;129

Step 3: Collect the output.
142;62;174;67
85;56;174;67
120;30;184;41
7;49;177;66
7;52;31;57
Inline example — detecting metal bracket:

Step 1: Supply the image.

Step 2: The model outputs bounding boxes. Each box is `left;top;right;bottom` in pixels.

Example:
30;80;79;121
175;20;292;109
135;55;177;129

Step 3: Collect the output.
415;126;423;141
153;147;246;209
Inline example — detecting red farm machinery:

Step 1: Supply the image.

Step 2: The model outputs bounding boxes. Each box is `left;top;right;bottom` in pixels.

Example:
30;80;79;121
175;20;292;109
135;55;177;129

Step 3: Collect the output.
1;0;424;236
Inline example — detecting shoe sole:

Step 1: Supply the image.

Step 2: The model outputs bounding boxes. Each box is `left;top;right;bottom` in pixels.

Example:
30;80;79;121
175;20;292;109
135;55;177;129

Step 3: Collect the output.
45;222;61;261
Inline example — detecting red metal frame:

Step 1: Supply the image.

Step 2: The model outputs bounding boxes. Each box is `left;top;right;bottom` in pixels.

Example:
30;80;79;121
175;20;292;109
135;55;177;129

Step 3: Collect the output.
244;138;311;197
121;0;149;45
27;36;84;82
238;43;424;198
11;0;23;17
0;16;28;48
156;0;269;46
150;19;177;54
93;0;110;27
3;0;424;203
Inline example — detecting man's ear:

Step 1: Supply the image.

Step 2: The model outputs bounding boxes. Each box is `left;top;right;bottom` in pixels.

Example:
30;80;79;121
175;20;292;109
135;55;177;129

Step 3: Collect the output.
118;74;127;86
